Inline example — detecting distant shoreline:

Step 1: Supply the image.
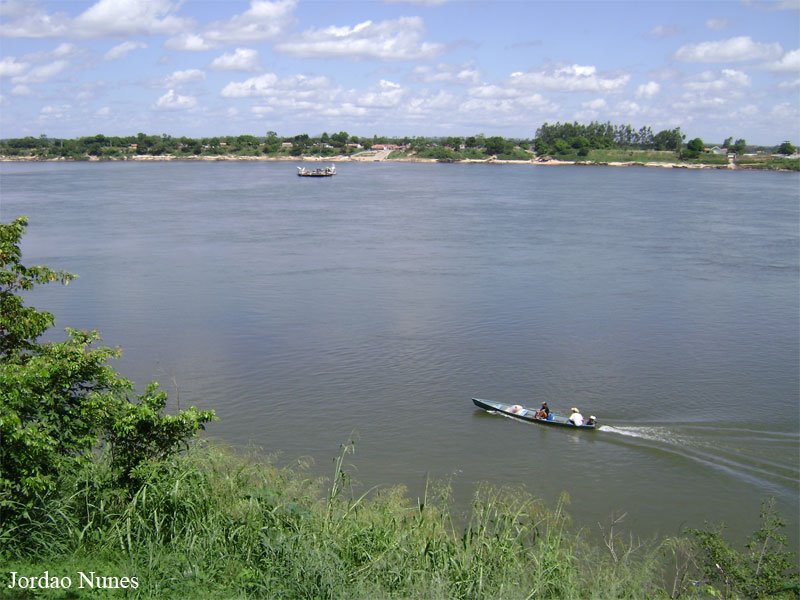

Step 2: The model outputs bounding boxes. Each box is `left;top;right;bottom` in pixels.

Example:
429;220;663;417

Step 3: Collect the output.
0;153;794;171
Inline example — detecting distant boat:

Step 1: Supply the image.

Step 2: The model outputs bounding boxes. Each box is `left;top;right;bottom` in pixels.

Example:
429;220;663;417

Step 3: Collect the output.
297;165;336;177
472;398;598;429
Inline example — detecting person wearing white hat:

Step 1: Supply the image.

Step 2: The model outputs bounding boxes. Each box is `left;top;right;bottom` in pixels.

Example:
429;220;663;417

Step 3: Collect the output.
568;407;584;426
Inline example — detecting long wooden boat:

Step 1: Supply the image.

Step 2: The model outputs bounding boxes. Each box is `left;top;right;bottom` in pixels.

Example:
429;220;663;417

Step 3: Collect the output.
472;398;597;429
297;165;336;177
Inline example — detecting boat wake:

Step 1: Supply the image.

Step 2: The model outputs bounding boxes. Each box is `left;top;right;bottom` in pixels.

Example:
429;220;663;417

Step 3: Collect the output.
597;424;799;493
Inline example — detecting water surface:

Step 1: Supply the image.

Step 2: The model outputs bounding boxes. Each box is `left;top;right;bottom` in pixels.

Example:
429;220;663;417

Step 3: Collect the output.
2;160;798;546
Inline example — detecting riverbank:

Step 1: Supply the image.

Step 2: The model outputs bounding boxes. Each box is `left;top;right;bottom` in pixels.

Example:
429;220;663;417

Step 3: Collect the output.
3;153;798;171
4;440;797;599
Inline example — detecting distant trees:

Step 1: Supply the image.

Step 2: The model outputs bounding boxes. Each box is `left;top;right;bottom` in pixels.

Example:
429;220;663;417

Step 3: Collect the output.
0;129;795;164
652;128;684;152
534;121;685;156
730;138;747;154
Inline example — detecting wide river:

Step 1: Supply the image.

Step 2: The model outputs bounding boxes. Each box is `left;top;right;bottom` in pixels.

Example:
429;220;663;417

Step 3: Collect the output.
2;161;798;548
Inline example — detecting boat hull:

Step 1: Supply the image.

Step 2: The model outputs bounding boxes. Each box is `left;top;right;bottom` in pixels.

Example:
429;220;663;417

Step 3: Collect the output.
472;398;597;429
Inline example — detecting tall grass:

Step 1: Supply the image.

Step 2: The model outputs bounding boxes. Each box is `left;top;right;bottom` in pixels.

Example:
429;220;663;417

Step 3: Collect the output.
1;442;792;599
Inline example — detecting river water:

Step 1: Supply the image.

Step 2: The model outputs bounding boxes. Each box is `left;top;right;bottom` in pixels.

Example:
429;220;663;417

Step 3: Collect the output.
2;160;798;547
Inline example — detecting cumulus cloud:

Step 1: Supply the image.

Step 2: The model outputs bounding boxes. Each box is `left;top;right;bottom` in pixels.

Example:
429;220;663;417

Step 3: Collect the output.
72;0;189;37
221;73;333;103
220;73;280;97
0;57;29;77
275;17;444;60
413;62;480;85
210;48;260;71
104;41;147;60
39;104;71;119
164;69;206;87
649;24;681;38
765;48;800;71
683;69;751;92
164;33;216;51
635;81;660;98
155;89;197;110
583;98;608;110
675;36;783;62
509;64;630;92
1;0;190;38
705;18;729;30
205;0;296;43
11;60;69;84
357;80;404;108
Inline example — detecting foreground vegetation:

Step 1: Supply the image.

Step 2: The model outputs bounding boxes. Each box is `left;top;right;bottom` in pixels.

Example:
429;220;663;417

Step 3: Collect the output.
1;122;797;170
1;218;798;598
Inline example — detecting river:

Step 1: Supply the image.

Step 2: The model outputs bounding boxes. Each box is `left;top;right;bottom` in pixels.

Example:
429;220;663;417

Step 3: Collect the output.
2;160;798;548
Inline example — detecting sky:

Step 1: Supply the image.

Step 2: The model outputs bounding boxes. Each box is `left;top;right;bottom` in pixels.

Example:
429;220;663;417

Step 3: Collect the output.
0;0;798;145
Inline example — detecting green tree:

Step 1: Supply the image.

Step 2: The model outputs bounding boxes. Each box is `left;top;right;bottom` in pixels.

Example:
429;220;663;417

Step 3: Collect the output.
730;138;747;155
689;499;799;599
777;141;796;155
653;128;684;152
687;137;705;152
0;217;215;526
484;136;510;156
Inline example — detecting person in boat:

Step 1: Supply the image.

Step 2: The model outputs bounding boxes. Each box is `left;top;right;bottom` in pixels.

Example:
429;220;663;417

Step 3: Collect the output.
569;407;584;426
586;415;597;426
535;402;550;419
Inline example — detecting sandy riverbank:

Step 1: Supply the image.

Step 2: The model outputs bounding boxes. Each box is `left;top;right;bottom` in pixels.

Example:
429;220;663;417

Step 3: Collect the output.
0;153;743;170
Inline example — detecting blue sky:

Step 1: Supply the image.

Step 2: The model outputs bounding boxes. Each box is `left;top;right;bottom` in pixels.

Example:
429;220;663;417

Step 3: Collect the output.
1;0;798;145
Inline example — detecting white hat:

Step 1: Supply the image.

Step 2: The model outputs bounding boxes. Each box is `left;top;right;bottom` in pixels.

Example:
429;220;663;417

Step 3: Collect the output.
571;407;579;413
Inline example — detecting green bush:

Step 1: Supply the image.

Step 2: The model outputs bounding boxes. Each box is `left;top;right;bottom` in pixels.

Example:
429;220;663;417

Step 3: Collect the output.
0;217;215;546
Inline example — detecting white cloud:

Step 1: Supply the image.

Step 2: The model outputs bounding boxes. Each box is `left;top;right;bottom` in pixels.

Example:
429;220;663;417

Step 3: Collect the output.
0;57;29;77
210;48;260;71
635;81;660;99
39;104;71;119
510;64;630;92
205;0;296;43
705;18;729;30
683;69;751;92
583;98;608;110
615;100;642;115
0;3;70;37
11;85;31;96
649;24;680;38
221;73;280;98
164;69;206;87
11;60;69;84
221;73;334;100
276;17;444;60
765;48;800;71
469;84;521;99
52;43;79;58
105;41;147;61
413;62;480;85
72;0;189;37
96;106;111;116
164;33;216;51
357;80;404;108
675;36;783;63
155;89;197;110
0;0;190;38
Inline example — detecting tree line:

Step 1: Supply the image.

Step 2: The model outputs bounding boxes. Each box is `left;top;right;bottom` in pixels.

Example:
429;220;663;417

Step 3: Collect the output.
0;124;795;161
